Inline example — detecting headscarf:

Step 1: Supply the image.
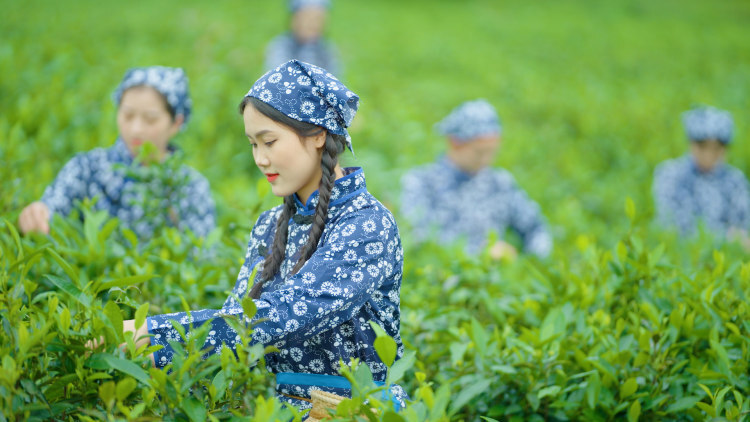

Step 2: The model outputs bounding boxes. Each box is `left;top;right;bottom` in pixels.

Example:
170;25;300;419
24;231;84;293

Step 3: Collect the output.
289;0;330;12
244;59;359;152
682;106;734;144
435;99;502;142
112;66;192;129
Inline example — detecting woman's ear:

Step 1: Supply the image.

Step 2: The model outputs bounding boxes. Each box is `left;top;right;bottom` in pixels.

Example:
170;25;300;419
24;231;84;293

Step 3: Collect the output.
169;115;185;136
312;129;328;149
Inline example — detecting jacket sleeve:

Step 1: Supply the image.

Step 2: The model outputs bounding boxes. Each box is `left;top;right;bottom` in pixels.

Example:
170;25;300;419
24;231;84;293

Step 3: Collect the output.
175;170;216;238
40;153;91;218
399;170;433;242
505;178;552;258
147;207;402;368
652;162;694;235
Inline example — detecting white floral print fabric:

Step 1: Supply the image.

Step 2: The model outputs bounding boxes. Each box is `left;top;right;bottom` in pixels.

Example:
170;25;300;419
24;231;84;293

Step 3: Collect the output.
112;66;193;129
653;155;750;235
146;168;406;408
682;106;734;144
400;156;552;257
40;138;216;239
246;59;356;150
434;99;501;142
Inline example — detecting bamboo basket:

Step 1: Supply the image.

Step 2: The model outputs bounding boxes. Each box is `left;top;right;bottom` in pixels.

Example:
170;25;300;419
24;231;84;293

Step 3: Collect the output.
306;390;346;421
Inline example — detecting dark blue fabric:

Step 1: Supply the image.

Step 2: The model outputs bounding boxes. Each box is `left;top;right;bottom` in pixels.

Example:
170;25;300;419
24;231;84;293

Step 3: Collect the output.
653;155;750;235
245;59;358;151
40;138;215;239
400;155;552;257
146;167;407;409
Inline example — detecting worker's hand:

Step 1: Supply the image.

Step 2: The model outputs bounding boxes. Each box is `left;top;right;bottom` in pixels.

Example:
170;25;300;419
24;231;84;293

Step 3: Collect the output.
489;240;518;262
728;227;750;252
123;319;155;367
85;319;155;367
18;201;51;235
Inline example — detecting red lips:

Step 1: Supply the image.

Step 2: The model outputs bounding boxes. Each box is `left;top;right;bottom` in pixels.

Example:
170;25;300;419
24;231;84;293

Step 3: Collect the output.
265;173;279;182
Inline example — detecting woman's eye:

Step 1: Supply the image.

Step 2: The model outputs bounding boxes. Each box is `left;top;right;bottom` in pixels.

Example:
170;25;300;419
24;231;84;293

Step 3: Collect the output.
265;140;277;147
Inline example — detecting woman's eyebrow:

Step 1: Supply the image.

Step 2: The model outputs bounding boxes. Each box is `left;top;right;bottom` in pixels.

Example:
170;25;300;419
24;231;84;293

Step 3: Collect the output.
246;129;272;139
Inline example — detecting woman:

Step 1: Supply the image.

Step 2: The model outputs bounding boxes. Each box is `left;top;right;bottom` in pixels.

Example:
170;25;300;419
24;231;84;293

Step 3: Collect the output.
400;99;552;259
264;0;341;76
125;60;406;411
18;66;216;240
653;105;750;239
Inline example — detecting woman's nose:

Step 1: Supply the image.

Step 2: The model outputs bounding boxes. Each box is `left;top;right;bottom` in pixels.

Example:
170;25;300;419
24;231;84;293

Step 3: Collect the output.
254;150;270;168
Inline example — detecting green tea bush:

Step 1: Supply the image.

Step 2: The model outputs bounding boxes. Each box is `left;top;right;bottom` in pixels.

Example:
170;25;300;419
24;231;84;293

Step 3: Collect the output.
3;0;750;420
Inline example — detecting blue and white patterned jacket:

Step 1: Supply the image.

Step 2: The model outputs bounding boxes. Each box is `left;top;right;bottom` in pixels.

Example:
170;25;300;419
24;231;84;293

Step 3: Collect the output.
653;155;750;236
400;156;552;257
40;138;215;239
146;167;406;408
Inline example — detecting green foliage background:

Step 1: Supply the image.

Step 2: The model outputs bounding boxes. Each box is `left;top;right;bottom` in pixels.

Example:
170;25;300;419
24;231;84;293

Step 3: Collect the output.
2;0;750;421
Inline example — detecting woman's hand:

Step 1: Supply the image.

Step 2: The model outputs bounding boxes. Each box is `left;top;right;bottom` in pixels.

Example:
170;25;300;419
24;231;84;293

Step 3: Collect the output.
489;240;518;262
18;201;51;235
124;319;155;367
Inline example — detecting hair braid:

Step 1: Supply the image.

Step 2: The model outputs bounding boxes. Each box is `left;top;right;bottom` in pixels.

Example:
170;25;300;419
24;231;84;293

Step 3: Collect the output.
250;195;296;299
292;134;343;274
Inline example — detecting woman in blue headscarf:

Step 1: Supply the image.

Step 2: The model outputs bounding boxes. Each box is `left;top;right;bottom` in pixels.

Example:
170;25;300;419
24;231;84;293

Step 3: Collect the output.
18;66;216;239
121;60;407;412
653;105;750;240
264;0;342;76
400;99;553;259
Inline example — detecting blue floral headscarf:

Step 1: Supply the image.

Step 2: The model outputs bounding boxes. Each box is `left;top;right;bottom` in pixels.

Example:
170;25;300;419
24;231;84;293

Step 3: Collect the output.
289;0;330;12
435;99;502;143
245;59;359;152
112;66;192;129
682;106;734;144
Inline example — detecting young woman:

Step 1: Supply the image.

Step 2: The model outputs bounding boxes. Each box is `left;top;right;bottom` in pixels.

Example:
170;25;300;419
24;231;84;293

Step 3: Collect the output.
400;99;552;259
125;60;406;411
264;0;341;76
653;105;750;239
18;66;216;240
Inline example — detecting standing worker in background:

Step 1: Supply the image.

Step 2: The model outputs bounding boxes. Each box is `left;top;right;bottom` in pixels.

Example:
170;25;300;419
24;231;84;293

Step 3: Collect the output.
400;99;552;259
653;105;750;242
265;0;342;76
17;66;216;240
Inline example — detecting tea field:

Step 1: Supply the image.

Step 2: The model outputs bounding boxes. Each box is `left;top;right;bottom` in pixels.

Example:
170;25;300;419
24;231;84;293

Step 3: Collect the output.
2;0;750;420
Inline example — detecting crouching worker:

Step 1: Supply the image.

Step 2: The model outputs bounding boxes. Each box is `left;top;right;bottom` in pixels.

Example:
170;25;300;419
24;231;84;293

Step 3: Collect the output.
400;99;552;260
122;60;407;412
653;105;750;242
18;66;216;240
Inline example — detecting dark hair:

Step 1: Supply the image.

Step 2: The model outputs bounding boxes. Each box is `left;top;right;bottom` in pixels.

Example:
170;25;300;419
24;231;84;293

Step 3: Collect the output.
240;96;347;299
121;85;177;120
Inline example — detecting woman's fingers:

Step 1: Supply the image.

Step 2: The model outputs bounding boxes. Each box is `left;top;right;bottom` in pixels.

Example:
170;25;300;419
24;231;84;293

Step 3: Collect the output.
19;202;50;235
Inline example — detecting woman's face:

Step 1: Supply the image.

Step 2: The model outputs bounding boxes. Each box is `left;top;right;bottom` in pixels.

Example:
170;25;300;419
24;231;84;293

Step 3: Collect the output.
691;139;726;173
291;6;327;43
243;104;326;203
117;85;182;160
447;134;501;173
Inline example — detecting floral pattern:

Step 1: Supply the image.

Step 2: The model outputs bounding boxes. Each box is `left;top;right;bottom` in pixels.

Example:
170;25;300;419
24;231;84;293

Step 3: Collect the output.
682;106;734;144
112;66;193;129
146;167;407;409
247;59;355;150
40;138;216;240
653;155;750;236
434;99;501;142
400;156;552;257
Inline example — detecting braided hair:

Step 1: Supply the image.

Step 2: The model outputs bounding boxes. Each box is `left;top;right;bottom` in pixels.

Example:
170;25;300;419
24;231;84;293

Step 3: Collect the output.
240;96;347;299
